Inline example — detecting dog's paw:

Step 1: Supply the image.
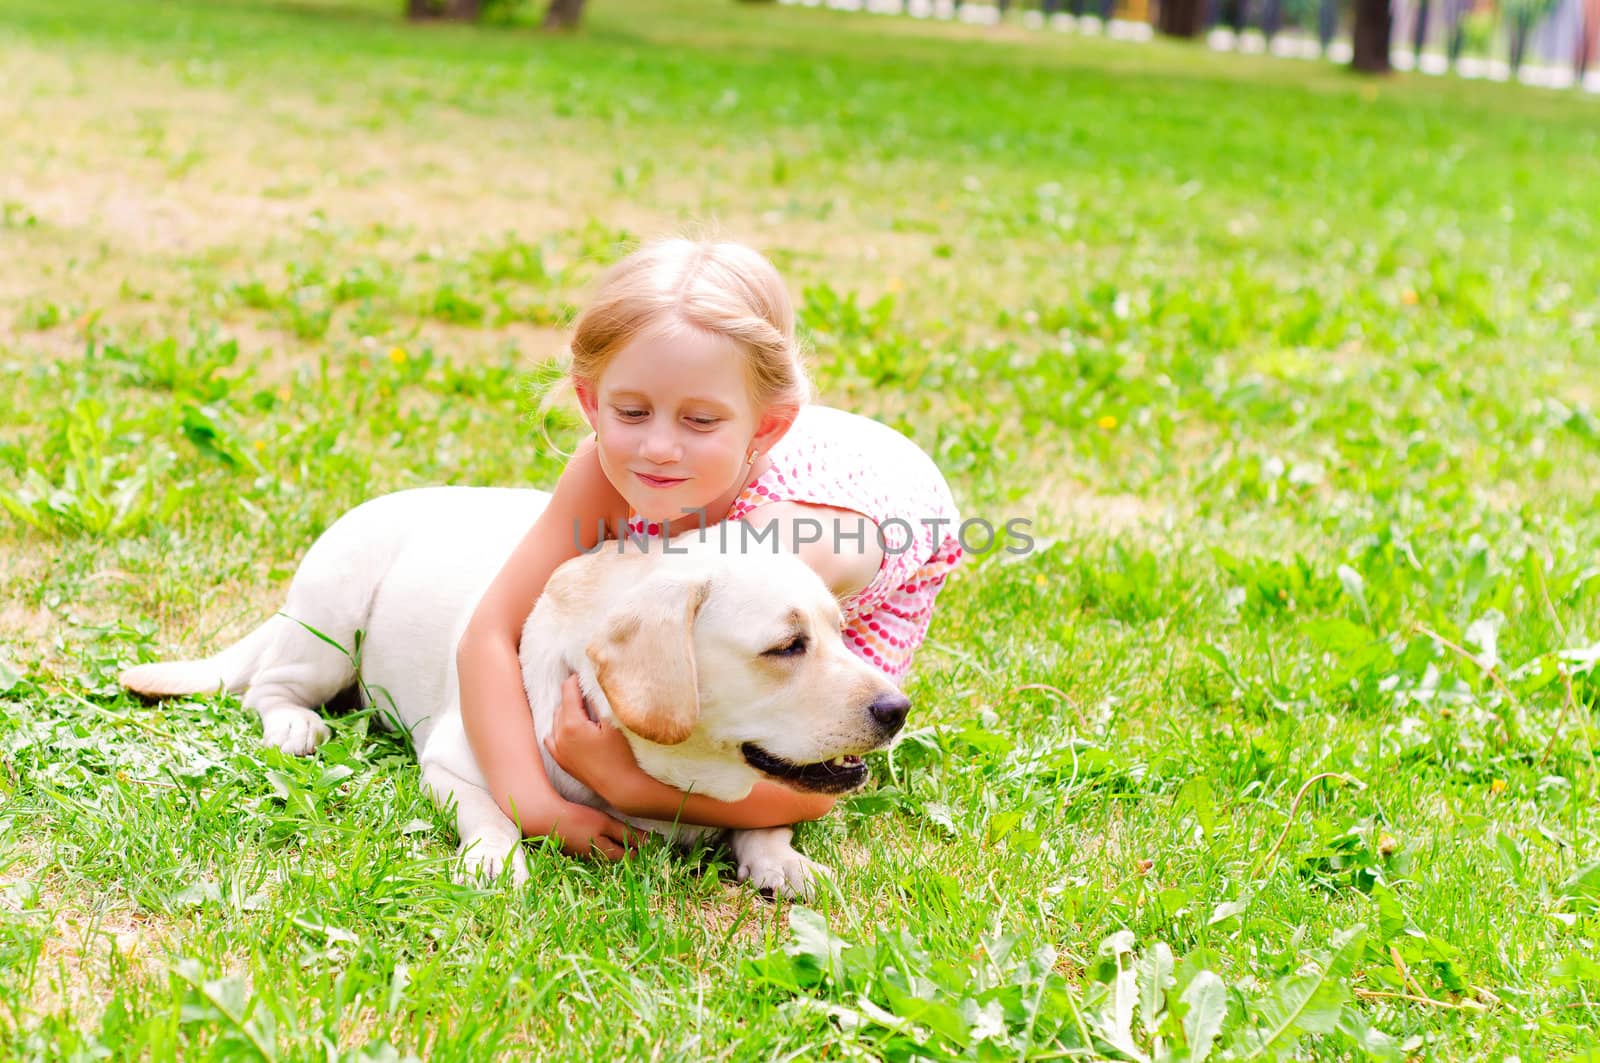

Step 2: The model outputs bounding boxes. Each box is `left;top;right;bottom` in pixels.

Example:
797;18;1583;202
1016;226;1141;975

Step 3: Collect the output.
455;836;529;887
737;849;832;902
260;707;331;756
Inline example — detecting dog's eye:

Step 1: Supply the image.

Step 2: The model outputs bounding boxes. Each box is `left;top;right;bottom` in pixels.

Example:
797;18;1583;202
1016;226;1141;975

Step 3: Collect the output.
763;635;808;659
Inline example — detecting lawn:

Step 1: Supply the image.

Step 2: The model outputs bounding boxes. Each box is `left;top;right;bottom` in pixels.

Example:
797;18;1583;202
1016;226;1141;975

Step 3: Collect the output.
1;0;1598;1057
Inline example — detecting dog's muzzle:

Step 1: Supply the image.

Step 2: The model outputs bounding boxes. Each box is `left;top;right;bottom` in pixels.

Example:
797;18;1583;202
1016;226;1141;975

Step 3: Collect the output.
740;691;910;794
740;745;870;794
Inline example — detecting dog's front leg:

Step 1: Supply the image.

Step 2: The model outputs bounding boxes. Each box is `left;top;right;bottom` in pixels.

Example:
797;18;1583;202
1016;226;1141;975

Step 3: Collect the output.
420;760;528;886
727;827;832;901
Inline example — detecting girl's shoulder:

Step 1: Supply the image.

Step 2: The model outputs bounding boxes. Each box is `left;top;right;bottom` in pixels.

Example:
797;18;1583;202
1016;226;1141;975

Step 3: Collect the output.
741;405;958;528
756;407;964;679
780;405;941;467
772;406;954;505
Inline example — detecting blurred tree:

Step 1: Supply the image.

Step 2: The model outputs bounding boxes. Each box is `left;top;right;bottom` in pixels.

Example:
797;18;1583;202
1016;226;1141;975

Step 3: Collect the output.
1317;0;1339;52
1351;0;1392;70
1411;0;1430;60
1445;0;1466;65
542;0;586;26
1157;0;1207;35
407;0;480;16
1261;0;1283;41
1582;0;1600;76
404;0;586;25
1505;0;1561;74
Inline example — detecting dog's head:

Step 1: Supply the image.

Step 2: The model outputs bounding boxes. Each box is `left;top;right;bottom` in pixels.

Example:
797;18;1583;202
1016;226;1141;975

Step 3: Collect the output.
574;545;909;796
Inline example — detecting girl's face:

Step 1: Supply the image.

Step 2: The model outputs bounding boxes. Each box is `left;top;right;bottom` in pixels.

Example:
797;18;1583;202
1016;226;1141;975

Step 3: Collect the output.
577;323;786;524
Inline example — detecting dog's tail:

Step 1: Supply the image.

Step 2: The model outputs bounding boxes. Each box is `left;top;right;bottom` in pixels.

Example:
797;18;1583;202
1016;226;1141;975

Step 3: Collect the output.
119;617;280;698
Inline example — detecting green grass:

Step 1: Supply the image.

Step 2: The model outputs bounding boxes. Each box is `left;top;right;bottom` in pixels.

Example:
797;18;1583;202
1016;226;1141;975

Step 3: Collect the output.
2;0;1598;1057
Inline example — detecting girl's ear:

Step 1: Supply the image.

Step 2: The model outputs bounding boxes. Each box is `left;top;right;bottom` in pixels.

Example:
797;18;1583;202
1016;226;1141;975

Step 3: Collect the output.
573;378;600;430
752;405;799;455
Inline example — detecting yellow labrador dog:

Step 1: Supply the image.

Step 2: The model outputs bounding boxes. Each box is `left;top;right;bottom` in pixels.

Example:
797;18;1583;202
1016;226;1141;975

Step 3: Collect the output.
120;487;909;898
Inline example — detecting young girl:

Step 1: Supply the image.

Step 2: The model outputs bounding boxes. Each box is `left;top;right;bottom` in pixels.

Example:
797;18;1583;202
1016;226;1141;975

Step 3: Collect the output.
456;238;963;859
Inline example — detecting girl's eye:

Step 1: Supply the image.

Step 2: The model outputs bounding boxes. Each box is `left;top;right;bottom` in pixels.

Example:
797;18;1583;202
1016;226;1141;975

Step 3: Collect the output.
615;408;647;420
687;416;720;428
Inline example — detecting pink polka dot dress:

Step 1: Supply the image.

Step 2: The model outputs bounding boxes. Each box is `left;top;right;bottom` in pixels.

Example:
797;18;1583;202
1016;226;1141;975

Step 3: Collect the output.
627;405;963;682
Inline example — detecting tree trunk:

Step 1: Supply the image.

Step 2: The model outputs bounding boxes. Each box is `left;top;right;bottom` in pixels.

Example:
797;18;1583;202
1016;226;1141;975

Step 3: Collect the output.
1317;0;1339;51
1352;0;1393;71
1508;10;1532;74
1158;0;1206;36
406;0;481;19
1445;0;1465;64
1411;0;1430;59
543;0;586;28
1261;0;1283;41
1581;0;1599;76
1583;0;1600;77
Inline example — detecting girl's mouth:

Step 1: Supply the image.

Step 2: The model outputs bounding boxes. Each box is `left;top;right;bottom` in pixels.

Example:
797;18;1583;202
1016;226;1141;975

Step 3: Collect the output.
636;472;686;488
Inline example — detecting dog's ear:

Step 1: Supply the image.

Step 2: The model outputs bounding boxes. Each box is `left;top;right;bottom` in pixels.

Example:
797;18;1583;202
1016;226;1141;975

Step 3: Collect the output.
586;576;712;746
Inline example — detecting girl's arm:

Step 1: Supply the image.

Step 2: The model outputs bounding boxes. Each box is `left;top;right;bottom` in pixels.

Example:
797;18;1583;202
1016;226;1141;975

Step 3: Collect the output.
547;502;885;830
456;437;637;858
752;501;885;604
545;676;839;827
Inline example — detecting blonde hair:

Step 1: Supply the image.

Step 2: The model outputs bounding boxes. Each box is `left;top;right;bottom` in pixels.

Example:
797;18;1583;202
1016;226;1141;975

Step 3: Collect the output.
567;238;811;413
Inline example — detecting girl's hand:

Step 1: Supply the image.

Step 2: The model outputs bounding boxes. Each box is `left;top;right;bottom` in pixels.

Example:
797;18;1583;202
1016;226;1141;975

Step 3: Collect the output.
518;794;639;861
545;674;836;829
544;674;658;812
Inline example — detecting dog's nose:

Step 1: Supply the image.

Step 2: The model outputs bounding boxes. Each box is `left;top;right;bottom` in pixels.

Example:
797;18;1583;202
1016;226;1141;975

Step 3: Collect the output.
869;691;910;736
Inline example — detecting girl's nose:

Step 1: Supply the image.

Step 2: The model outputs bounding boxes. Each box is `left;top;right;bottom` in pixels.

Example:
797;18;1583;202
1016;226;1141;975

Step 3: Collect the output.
641;425;681;464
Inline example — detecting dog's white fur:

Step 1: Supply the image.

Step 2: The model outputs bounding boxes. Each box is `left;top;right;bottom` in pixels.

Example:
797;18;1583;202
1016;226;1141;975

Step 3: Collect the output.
120;486;905;898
